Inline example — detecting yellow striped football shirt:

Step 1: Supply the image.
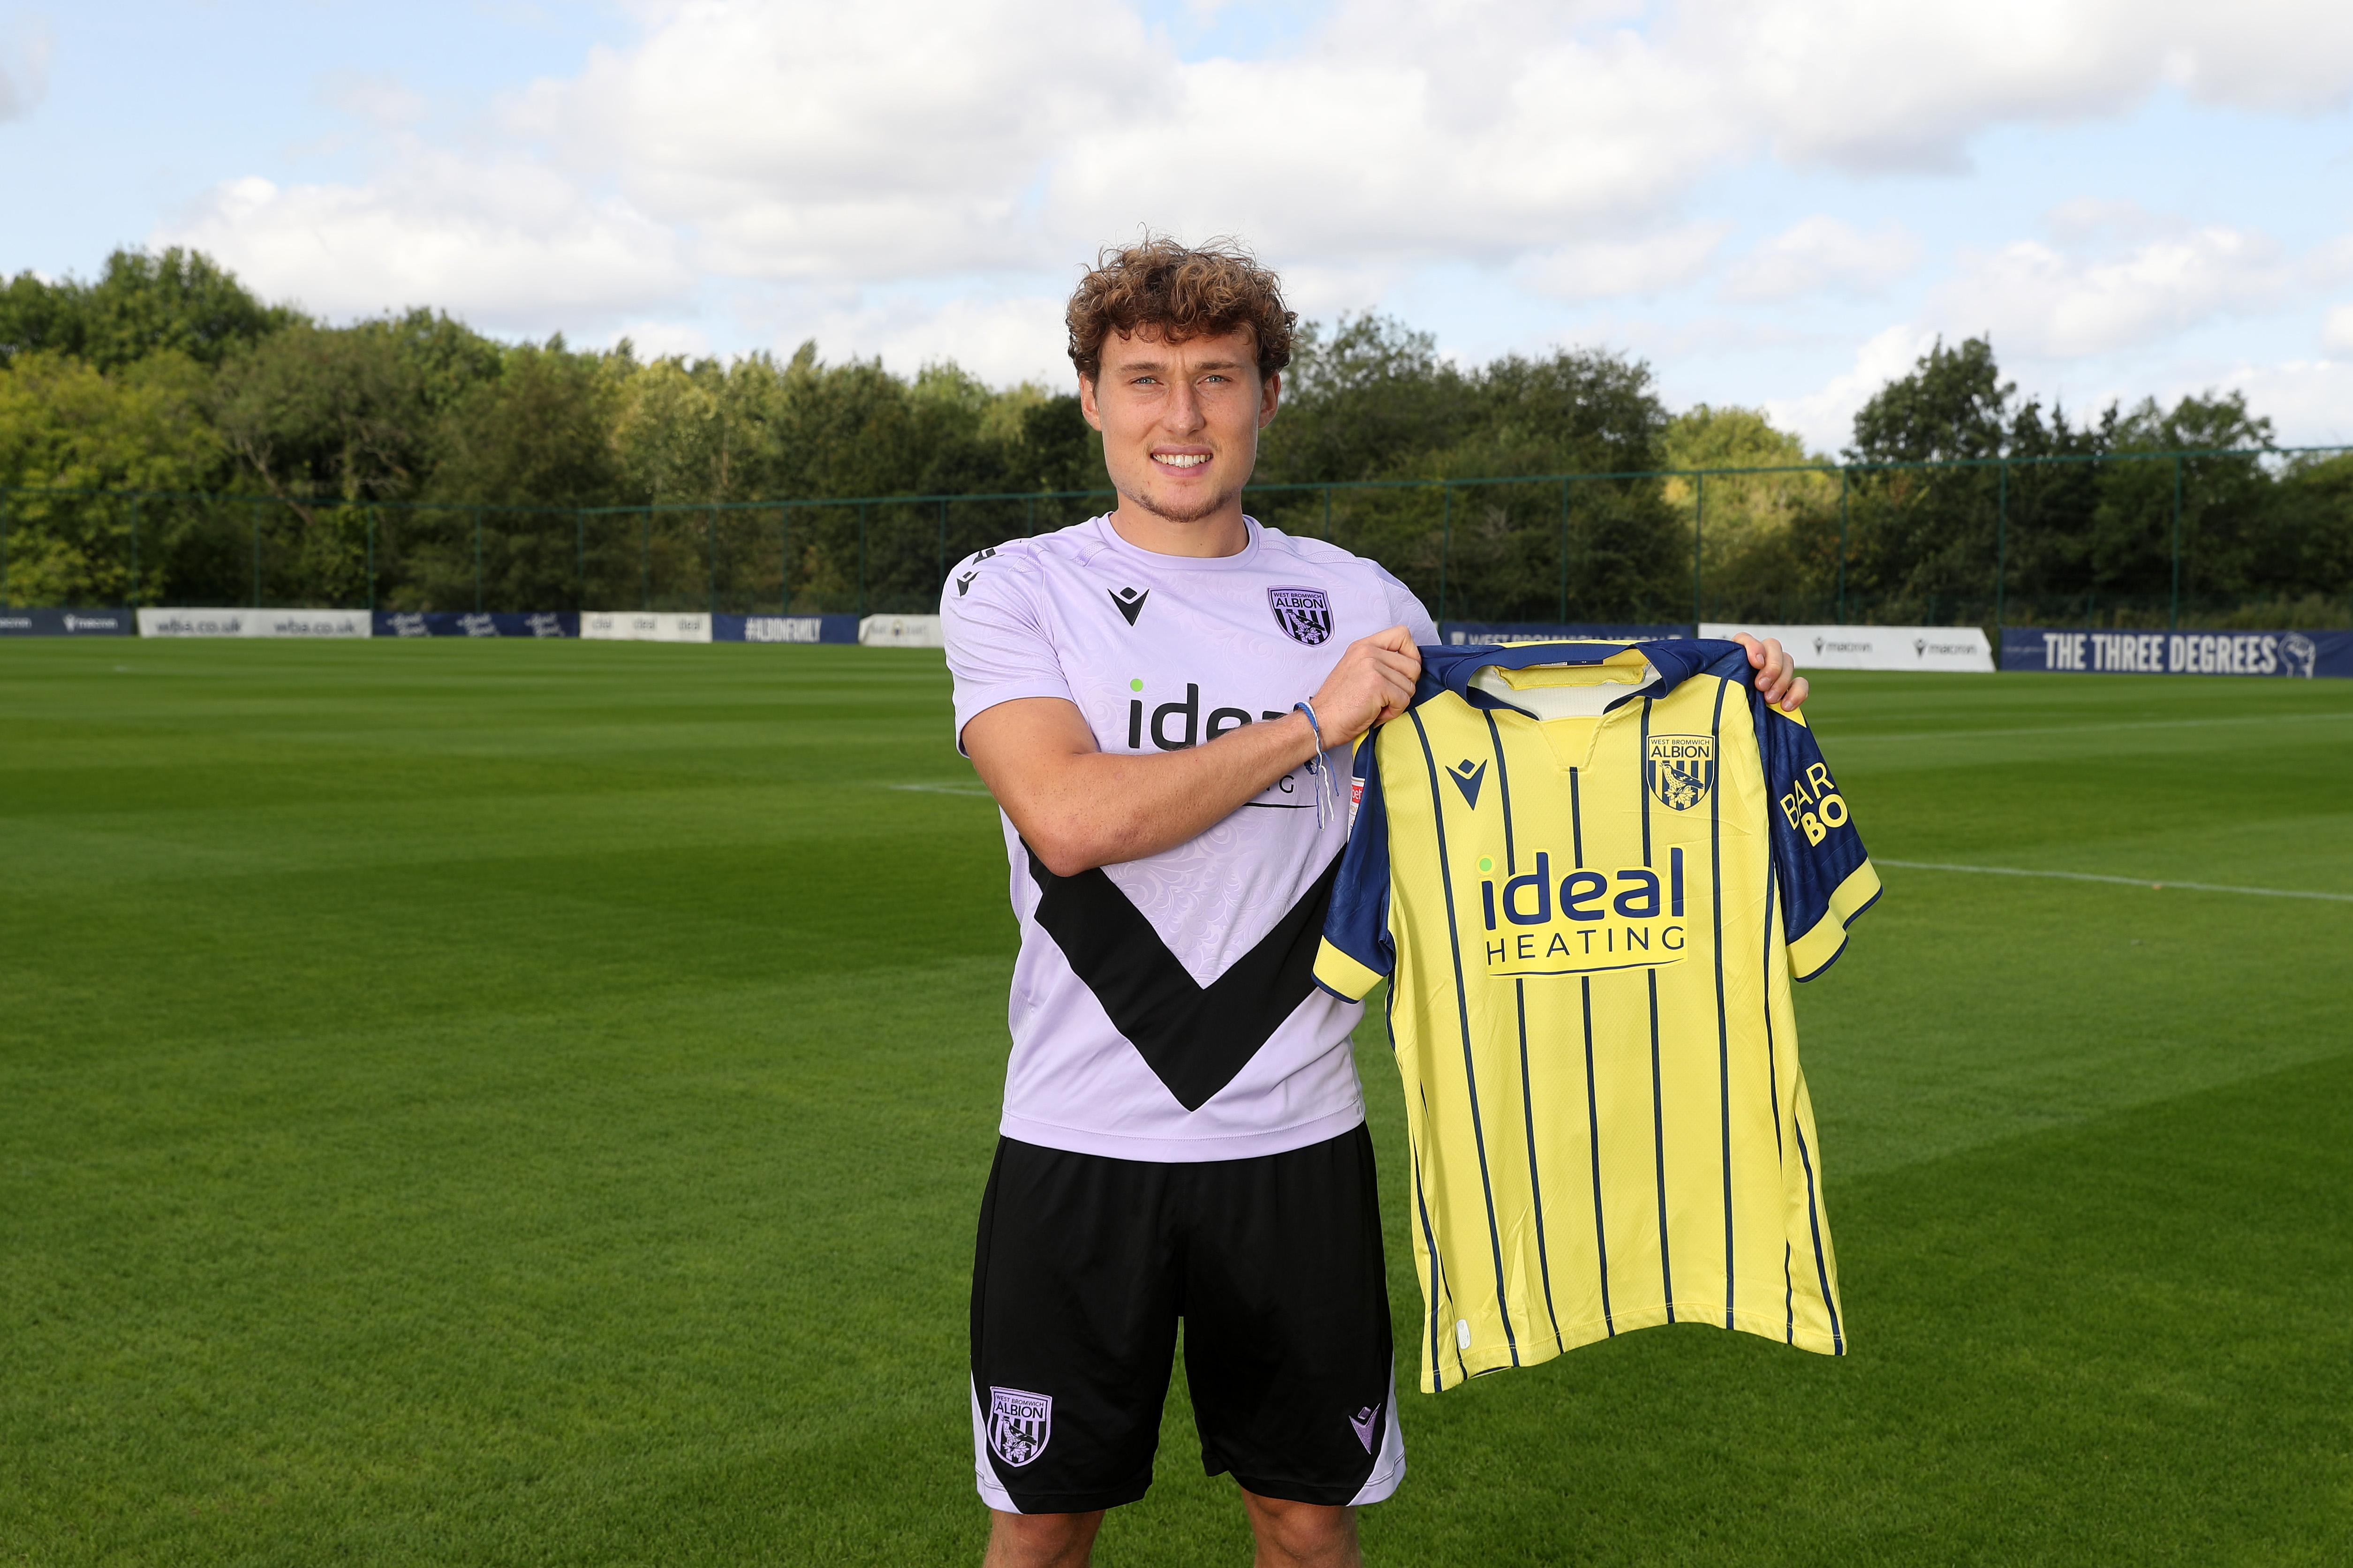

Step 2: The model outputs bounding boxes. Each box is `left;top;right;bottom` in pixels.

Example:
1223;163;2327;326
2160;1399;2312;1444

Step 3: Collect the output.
1314;640;1879;1391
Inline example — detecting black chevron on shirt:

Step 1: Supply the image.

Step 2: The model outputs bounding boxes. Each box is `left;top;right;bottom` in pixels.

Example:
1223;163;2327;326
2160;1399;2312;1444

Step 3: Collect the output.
1023;846;1343;1112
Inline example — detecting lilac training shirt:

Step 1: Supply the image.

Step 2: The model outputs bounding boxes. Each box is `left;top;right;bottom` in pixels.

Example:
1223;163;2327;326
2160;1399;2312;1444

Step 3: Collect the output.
942;515;1438;1161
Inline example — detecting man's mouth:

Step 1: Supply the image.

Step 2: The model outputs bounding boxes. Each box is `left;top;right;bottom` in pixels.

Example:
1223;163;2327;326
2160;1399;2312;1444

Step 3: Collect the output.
1153;452;1211;469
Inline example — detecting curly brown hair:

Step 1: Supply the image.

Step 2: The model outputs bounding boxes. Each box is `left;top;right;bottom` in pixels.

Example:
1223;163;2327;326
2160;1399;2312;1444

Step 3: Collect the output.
1065;235;1296;383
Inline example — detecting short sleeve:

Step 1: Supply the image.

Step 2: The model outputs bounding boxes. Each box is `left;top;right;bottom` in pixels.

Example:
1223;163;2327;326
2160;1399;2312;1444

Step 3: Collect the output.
1313;732;1395;1001
940;550;1075;755
1756;694;1881;980
1379;566;1440;646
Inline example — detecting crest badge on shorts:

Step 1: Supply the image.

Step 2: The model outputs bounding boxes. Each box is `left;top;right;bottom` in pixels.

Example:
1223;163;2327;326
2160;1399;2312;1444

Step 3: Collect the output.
988;1386;1053;1467
1268;586;1332;646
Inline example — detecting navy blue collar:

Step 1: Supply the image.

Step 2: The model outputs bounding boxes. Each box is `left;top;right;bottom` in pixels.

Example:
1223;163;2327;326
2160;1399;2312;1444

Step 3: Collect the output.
1413;638;1753;717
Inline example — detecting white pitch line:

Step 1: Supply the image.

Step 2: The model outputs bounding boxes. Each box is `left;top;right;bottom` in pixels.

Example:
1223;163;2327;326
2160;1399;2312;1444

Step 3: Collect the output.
888;781;996;797
1830;710;2353;745
1877;858;2353;904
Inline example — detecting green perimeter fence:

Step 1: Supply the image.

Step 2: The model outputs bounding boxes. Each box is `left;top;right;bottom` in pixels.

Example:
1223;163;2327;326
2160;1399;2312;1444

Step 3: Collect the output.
5;445;2352;631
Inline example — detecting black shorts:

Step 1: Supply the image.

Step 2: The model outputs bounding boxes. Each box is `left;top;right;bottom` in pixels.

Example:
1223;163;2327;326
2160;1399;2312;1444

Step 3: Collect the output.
969;1123;1403;1515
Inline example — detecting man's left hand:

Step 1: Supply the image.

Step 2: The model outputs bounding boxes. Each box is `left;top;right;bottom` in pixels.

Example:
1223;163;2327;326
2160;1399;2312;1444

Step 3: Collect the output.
1730;633;1808;712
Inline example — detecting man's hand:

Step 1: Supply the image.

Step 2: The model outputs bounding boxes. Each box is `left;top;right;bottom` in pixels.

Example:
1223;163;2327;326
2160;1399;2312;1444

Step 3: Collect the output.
1730;633;1808;712
1307;626;1422;746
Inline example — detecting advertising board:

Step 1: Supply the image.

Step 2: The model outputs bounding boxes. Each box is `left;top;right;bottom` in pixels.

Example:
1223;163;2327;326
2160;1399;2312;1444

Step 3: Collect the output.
1698;622;1994;672
581;611;711;643
1441;621;1692;646
714;613;860;643
0;608;134;636
2001;627;2353;678
374;611;577;638
136;608;372;638
858;614;945;648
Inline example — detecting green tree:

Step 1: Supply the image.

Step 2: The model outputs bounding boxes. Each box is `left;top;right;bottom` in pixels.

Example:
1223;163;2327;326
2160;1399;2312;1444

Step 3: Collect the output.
0;248;299;371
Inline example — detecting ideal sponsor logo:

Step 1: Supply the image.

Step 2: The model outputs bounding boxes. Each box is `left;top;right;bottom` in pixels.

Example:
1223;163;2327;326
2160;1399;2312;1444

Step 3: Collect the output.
1477;848;1688;976
1122;676;1324;805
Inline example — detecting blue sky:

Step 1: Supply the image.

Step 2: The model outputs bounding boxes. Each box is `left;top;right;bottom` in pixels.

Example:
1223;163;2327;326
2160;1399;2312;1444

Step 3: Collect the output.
5;0;2352;451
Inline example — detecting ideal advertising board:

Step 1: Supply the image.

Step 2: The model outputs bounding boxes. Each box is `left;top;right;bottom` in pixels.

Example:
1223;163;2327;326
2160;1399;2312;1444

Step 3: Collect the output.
859;614;946;648
375;611;577;638
136;608;372;638
0;608;134;636
2001;627;2353;678
581;611;711;643
1698;622;1994;672
713;613;860;644
1442;621;1692;646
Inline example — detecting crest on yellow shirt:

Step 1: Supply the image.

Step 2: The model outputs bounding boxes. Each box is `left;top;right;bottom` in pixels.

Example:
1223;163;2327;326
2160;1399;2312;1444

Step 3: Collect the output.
1645;733;1715;811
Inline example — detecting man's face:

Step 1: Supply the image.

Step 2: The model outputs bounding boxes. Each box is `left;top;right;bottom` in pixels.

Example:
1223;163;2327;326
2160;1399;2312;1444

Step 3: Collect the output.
1079;325;1280;526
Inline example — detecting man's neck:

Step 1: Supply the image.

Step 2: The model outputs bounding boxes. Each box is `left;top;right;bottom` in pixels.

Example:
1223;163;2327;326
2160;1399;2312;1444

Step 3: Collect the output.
1105;501;1251;558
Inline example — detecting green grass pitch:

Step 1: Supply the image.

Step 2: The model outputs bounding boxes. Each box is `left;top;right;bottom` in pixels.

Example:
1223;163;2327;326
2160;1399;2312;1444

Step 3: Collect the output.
3;640;2349;1565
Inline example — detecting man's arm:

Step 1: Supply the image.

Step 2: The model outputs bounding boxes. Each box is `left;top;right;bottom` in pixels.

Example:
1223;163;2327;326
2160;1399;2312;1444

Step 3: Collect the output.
965;626;1421;877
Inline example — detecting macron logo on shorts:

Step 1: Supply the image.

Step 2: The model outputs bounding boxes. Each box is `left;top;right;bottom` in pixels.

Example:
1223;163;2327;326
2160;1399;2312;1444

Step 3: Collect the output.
988;1387;1053;1467
1348;1402;1382;1453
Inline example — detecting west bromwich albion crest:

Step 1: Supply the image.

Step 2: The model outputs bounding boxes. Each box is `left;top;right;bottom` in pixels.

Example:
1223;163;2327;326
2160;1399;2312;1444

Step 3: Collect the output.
988;1386;1052;1467
1645;733;1715;811
1267;586;1332;646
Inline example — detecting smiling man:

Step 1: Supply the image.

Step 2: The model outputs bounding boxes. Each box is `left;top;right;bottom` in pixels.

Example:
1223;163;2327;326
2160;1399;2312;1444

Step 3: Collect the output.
941;238;1804;1568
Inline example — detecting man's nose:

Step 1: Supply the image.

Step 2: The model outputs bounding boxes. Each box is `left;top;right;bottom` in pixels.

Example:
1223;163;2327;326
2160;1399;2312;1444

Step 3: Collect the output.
1164;377;1205;433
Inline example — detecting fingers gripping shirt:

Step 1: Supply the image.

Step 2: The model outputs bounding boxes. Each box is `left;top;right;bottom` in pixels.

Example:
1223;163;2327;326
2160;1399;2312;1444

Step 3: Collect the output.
1313;640;1880;1390
942;515;1439;1162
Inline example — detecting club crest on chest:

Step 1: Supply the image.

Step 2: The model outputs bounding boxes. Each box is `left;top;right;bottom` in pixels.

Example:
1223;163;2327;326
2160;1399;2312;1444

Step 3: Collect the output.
1267;586;1332;646
1646;733;1715;811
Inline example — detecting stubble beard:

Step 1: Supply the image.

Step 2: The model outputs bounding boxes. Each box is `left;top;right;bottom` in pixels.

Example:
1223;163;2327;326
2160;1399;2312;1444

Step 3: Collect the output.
1116;455;1250;527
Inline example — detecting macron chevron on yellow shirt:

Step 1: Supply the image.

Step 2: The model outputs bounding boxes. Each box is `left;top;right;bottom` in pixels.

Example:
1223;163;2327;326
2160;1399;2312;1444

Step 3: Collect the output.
1314;640;1878;1391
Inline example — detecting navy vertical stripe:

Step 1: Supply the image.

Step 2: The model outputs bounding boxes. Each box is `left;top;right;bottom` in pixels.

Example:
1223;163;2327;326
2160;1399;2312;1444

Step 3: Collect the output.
1647;968;1675;1321
1762;855;1793;1342
1567;767;1585;868
1514;978;1564;1351
1408;1125;1449;1389
1581;975;1615;1336
1408;709;1520;1368
1793;1118;1845;1353
1637;698;1653;867
1708;678;1734;1331
1489;720;1562;1350
1485;711;1516;875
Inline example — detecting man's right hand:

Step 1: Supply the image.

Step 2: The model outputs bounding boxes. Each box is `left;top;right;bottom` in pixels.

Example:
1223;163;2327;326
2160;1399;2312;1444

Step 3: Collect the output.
1309;625;1422;747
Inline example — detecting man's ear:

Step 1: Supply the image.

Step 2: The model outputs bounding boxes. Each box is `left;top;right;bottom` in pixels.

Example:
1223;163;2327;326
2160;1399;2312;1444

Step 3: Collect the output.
1257;369;1281;430
1077;374;1104;431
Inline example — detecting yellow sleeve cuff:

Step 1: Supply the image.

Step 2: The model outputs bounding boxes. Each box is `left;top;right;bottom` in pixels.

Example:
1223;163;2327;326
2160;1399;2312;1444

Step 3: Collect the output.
1788;860;1882;981
1312;938;1386;1002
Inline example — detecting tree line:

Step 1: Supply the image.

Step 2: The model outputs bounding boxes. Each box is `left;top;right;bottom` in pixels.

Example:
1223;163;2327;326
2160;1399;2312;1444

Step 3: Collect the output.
1;248;2347;625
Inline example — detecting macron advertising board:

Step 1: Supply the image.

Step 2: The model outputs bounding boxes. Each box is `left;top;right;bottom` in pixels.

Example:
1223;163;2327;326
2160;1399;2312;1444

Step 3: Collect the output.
0;608;134;636
137;608;372;638
1700;622;1995;672
2002;627;2353;678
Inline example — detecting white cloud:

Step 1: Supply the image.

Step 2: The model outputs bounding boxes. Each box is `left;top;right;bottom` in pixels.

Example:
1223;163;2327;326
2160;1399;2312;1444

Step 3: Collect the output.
1762;322;1938;453
0;13;51;122
154;151;690;333
773;290;1073;387
1516;225;1729;302
1935;227;2290;357
2324;304;2353;354
2214;357;2353;445
1720;216;1922;302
